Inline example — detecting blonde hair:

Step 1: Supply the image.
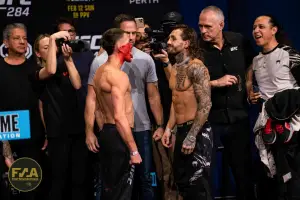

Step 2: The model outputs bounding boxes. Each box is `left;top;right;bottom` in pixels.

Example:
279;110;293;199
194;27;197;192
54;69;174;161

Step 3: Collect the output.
34;34;50;66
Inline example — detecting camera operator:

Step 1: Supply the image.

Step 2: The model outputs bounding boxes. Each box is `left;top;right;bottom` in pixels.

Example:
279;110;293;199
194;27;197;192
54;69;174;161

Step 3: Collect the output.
136;23;151;54
33;30;87;200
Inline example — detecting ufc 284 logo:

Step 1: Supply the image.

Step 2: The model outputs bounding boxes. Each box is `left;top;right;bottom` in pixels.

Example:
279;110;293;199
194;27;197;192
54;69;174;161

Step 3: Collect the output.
0;0;31;17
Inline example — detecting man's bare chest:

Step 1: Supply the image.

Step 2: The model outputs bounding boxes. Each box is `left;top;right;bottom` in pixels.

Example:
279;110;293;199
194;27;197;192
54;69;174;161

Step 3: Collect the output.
169;69;192;92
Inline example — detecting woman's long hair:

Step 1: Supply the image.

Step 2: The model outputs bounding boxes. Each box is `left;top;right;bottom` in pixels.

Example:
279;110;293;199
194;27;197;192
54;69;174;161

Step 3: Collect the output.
263;15;292;46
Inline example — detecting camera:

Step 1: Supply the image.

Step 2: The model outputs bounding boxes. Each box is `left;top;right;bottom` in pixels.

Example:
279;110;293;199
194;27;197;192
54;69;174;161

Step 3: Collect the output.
55;38;89;53
144;21;177;54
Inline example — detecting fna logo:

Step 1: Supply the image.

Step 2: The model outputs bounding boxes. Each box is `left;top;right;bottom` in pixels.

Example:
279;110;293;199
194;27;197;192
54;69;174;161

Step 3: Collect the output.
8;157;42;192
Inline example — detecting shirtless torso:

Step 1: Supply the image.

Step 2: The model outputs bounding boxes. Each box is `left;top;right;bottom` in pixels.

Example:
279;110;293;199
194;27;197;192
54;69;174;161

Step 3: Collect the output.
93;64;134;128
169;57;211;125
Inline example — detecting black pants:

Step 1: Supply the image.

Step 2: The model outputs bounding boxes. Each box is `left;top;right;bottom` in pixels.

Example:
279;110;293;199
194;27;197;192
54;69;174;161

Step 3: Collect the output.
173;121;213;200
47;134;88;200
0;153;10;200
270;132;300;200
99;124;135;200
211;119;254;200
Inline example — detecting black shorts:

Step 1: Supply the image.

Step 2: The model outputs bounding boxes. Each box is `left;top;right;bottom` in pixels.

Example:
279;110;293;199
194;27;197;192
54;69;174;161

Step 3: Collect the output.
173;121;213;200
99;124;135;200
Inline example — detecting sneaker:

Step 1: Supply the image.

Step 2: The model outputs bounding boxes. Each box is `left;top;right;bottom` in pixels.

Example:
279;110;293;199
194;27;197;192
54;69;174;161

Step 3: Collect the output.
275;122;293;143
262;118;276;144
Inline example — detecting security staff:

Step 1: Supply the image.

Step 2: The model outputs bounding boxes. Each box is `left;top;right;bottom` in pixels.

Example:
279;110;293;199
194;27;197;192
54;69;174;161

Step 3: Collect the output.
198;6;255;199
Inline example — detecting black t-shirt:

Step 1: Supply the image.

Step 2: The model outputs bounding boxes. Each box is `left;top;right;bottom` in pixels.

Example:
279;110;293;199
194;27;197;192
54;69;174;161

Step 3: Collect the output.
58;51;94;126
199;31;255;124
0;58;44;145
38;61;85;138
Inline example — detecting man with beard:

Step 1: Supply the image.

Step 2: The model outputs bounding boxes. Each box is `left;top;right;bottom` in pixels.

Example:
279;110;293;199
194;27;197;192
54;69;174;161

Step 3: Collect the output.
155;24;213;200
92;28;142;200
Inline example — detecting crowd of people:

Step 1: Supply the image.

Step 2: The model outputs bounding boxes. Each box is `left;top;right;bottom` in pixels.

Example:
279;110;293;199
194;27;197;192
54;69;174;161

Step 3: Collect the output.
0;4;300;200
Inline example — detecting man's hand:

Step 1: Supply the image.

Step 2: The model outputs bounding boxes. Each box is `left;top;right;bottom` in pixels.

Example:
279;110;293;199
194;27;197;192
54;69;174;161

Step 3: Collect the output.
161;128;173;148
249;90;261;104
5;157;14;168
153;127;164;141
41;139;48;151
213;75;238;87
130;152;142;165
182;136;196;155
137;42;152;54
86;133;99;153
153;49;169;63
51;31;71;41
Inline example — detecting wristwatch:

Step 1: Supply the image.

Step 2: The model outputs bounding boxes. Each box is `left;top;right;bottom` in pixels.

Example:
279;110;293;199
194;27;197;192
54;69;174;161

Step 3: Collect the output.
130;151;139;156
155;124;165;129
162;60;171;68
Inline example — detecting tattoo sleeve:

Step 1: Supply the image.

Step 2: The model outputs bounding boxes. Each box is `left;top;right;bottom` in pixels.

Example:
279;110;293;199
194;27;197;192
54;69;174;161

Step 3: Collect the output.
3;141;13;160
186;63;212;138
245;65;253;95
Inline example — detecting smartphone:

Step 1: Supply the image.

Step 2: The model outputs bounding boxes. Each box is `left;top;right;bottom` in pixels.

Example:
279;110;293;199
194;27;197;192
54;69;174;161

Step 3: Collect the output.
135;17;145;28
252;85;265;104
252;85;260;93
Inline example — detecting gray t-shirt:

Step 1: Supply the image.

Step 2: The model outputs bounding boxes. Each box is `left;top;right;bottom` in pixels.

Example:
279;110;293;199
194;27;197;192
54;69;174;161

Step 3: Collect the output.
88;47;158;132
88;51;108;85
253;45;300;100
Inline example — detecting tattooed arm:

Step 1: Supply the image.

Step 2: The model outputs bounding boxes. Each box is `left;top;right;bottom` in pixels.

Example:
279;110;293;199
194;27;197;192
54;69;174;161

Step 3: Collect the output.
182;62;212;154
246;64;253;96
3;141;14;167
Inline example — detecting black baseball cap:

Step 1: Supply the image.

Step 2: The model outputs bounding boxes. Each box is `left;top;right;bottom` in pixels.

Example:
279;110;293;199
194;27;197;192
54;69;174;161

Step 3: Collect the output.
161;11;184;24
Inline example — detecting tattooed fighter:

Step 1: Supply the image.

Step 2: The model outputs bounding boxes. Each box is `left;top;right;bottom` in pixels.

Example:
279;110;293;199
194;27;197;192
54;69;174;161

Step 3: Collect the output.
154;24;213;200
